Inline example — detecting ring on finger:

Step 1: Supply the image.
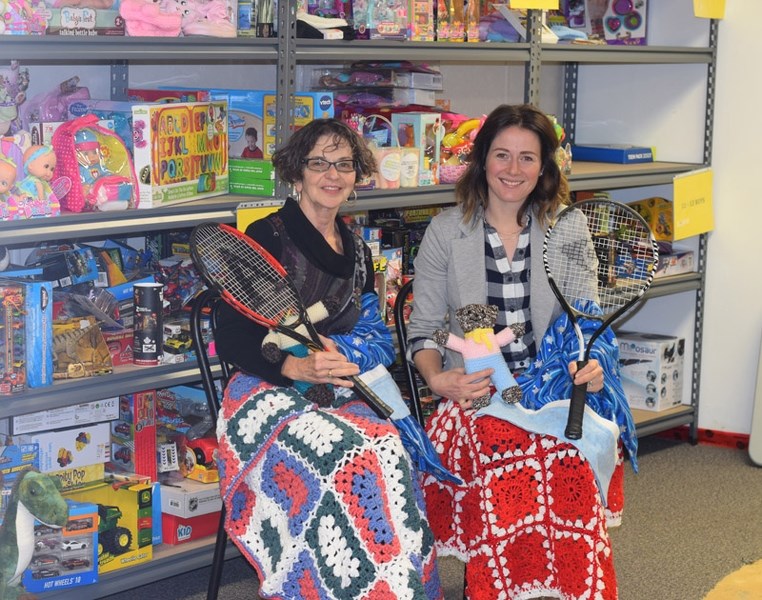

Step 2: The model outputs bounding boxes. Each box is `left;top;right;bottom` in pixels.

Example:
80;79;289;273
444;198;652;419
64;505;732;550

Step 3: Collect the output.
328;369;333;378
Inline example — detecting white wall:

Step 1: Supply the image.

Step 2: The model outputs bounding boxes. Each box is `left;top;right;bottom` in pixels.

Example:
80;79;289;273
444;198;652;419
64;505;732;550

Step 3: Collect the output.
700;4;762;434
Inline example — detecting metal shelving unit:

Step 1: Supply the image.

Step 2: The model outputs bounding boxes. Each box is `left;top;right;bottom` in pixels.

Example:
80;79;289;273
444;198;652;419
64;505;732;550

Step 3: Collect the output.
1;8;717;596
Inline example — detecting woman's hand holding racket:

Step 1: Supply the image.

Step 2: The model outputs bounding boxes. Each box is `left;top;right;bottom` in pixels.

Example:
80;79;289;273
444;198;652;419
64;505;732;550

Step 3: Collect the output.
190;222;394;419
543;198;658;440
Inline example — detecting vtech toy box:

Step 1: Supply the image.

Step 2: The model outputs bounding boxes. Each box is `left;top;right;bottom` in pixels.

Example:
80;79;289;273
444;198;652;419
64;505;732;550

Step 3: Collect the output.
131;101;229;209
618;331;685;412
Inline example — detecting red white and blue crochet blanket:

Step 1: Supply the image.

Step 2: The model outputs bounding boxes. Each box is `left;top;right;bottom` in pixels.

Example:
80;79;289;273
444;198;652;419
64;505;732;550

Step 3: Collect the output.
216;373;443;600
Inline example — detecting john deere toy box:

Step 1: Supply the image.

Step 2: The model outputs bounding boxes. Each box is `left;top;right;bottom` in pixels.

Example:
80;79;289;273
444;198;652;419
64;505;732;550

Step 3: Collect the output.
64;480;153;573
23;500;99;593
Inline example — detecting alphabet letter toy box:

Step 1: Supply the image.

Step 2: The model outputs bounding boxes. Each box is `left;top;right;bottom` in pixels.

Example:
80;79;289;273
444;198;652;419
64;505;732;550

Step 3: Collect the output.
64;480;153;573
131;101;229;209
617;331;685;412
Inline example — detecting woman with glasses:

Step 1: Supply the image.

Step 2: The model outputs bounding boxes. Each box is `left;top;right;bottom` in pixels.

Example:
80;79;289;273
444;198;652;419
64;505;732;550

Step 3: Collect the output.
213;119;443;600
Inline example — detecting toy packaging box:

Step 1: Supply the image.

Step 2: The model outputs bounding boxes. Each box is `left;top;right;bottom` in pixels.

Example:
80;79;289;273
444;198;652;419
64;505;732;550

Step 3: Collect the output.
390;112;443;186
0;278;54;389
35;246;100;289
19;422;111;473
64;480;153;573
11;398;119;435
160;477;222;519
654;248;695;279
128;88;211;103
618;331;685;412
0;281;26;395
46;6;126;36
108;391;158;481
23;499;99;593
237;0;277;37
627;196;674;242
0;443;39;526
131;101;230;209
162;509;221;545
68;99;139;155
353;0;407;40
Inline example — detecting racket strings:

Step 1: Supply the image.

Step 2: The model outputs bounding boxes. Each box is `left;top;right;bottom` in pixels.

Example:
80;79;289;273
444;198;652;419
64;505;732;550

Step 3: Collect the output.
193;226;302;325
546;202;658;317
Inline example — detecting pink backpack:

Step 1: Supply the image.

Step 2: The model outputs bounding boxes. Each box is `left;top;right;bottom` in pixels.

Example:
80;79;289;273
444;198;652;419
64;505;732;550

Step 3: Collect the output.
52;114;139;212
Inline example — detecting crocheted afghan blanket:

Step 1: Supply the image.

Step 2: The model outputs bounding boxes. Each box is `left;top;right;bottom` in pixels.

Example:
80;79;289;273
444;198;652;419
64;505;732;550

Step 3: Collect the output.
216;373;443;600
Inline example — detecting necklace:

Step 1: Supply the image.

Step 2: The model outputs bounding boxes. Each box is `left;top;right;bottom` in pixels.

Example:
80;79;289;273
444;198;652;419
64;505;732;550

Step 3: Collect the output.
496;229;523;238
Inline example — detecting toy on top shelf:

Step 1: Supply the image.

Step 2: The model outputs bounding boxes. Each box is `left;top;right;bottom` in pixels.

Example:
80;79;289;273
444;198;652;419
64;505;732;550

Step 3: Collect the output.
118;0;183;36
15;145;64;219
0;61;30;137
0;157;20;220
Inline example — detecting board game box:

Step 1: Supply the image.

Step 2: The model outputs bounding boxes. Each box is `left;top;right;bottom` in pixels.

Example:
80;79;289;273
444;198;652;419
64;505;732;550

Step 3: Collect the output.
131;101;229;209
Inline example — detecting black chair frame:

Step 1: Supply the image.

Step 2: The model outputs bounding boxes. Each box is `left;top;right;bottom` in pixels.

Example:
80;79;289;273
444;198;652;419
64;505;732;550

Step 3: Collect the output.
190;288;232;600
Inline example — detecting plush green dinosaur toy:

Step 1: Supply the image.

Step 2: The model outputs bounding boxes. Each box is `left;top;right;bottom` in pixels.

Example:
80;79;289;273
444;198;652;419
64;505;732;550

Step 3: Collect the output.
0;468;69;600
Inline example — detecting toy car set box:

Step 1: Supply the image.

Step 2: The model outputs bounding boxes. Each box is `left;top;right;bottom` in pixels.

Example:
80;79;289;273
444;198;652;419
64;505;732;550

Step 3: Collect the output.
23;500;99;593
64;479;153;574
618;331;685;412
0;280;26;395
131;100;230;209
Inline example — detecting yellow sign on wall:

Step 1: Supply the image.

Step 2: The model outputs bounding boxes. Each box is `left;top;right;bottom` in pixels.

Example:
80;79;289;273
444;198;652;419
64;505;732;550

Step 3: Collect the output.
694;0;725;19
673;168;714;240
509;0;559;9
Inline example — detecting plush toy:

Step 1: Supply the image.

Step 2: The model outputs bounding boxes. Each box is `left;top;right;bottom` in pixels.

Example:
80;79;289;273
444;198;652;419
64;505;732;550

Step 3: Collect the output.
119;0;183;36
0;61;30;137
261;299;337;407
0;468;69;600
180;0;236;37
434;303;525;409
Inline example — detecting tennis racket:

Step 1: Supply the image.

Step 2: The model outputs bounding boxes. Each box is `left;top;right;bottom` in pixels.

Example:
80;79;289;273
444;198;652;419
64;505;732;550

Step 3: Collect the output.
190;221;394;419
543;198;659;440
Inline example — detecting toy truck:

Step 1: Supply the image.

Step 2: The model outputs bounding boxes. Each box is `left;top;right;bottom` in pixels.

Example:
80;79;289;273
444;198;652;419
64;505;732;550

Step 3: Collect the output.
98;504;132;556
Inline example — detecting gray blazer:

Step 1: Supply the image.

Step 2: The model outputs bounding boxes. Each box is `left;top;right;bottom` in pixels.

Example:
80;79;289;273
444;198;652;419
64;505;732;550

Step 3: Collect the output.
407;204;562;370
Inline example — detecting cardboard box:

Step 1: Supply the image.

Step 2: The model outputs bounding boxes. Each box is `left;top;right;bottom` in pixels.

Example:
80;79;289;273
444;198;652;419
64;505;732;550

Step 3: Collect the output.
628;197;674;242
618;331;685;412
48;463;106;493
102;328;134;366
12;398;119;435
21;422;111;473
46;7;125;36
16;279;53;388
127;88;211;103
0;281;25;395
161;510;220;545
160;478;222;518
64;480;153;574
108;391;158;481
22;500;99;593
654;249;695;279
390;112;442;186
570;144;654;164
0;444;39;526
36;247;99;289
131;101;230;209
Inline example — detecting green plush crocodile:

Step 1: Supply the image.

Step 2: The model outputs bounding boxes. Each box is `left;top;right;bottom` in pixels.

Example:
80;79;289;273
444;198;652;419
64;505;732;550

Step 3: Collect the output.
0;469;69;600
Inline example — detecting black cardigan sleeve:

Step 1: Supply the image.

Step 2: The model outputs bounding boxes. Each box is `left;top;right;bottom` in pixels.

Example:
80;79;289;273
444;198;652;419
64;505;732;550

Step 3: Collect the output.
213;219;293;385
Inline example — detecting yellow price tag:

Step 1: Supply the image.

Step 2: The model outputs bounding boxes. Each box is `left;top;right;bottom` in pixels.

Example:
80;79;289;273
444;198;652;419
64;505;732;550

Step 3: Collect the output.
673;168;714;240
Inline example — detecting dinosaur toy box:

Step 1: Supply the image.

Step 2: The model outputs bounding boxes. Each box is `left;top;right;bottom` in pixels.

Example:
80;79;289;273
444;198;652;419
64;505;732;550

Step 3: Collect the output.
64;480;153;574
23;500;100;593
131;100;229;209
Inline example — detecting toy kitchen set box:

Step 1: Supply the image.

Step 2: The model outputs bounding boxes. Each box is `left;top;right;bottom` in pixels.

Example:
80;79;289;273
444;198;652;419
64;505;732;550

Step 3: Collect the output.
131;101;229;209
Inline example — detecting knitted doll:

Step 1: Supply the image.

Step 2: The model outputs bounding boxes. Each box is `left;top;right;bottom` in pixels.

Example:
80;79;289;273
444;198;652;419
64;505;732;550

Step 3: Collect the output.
261;299;337;407
434;303;525;409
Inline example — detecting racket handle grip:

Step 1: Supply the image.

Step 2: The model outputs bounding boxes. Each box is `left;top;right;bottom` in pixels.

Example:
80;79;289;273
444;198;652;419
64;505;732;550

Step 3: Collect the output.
565;360;587;440
350;375;394;419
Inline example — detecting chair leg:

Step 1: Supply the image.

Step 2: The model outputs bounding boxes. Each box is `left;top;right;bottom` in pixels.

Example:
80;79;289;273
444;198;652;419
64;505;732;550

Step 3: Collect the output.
207;505;228;600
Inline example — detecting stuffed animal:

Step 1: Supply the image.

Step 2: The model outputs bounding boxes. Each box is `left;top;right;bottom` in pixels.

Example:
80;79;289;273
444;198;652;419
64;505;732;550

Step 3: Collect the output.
261;299;337;407
179;0;236;37
119;0;183;36
0;469;69;600
434;303;525;408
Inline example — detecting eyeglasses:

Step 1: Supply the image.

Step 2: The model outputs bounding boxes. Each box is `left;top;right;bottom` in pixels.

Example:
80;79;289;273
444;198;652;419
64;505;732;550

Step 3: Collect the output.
302;157;356;173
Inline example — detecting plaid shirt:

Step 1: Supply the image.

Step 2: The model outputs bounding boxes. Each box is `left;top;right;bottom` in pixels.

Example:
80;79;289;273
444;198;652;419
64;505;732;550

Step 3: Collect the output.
409;217;536;374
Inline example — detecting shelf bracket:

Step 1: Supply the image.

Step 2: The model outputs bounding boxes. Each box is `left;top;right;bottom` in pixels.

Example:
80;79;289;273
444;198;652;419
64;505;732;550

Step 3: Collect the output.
275;0;297;198
110;61;128;101
524;10;542;106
